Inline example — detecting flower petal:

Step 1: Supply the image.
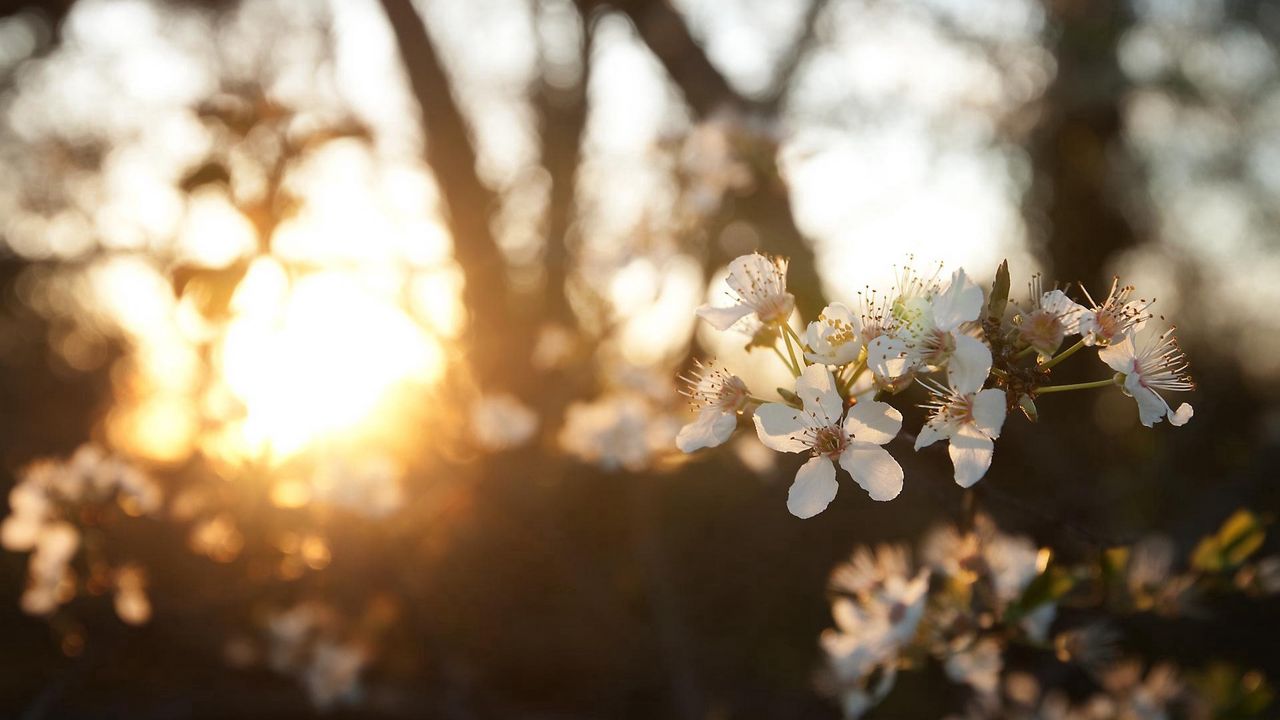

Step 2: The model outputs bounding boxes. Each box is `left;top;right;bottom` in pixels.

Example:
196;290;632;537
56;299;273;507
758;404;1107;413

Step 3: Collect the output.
795;364;844;426
1127;378;1169;428
696;303;753;331
971;388;1007;440
840;441;903;501
726;253;785;299
1098;334;1137;374
844;400;902;446
787;455;839;518
752;402;811;452
946;333;992;396
1171;402;1193;426
932;268;984;331
676;408;737;452
1041;289;1086;335
914;420;948;450
868;336;913;380
948;423;994;488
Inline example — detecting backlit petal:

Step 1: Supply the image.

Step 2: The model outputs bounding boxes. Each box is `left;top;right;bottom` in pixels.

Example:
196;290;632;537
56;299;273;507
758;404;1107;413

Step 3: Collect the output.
787;456;839;518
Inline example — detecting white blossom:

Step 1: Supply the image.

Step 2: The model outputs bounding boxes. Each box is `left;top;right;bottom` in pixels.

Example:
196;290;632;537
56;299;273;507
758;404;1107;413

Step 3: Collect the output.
676;361;752;452
1098;329;1194;428
894;269;991;389
915;362;1007;488
754;365;904;517
945;637;1003;699
1019;277;1088;358
804;303;864;366
470;393;539;451
1077;278;1151;347
697;253;795;330
560;394;670;471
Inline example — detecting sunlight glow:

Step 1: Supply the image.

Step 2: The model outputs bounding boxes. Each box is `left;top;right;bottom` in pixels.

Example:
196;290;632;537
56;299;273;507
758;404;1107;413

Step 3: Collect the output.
217;264;445;461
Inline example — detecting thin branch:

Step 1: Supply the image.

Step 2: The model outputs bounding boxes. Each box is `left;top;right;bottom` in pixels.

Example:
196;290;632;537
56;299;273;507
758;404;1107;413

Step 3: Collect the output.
760;0;830;113
377;0;513;373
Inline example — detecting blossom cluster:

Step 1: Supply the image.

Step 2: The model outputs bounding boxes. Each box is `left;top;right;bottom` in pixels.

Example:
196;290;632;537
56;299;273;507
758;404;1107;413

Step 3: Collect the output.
819;516;1058;717
261;602;370;710
0;444;160;619
818;509;1280;719
679;253;1196;517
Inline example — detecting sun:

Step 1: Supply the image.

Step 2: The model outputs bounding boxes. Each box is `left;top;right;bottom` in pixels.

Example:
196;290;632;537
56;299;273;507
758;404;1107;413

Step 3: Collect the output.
213;258;445;462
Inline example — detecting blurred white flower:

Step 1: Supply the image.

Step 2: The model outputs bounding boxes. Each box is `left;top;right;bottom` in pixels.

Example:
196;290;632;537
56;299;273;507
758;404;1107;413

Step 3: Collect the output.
560;394;670;471
308;455;405;518
470;393;539;451
113;564;152;625
754;365;904;517
1098;329;1194;427
697;253;795;330
945;637;1003;699
821;554;929;718
305;639;367;710
676;361;751;452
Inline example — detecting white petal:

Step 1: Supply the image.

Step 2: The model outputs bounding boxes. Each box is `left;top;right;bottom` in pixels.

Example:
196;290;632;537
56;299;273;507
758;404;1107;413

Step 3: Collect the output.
1098;334;1137;373
868;336;912;380
949;423;995;488
945;333;993;395
1041;290;1086;334
971;388;1007;440
840;441;903;501
932;268;984;331
787;456;839;518
726;253;784;298
1171;402;1193;426
696;303;753;331
1128;380;1169;428
795;364;844;426
752;403;811;452
676;408;737;452
914;420;948;449
844;400;902;446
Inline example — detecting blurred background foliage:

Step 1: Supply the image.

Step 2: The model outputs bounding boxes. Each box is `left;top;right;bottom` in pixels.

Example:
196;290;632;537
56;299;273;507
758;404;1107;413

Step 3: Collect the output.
0;0;1277;717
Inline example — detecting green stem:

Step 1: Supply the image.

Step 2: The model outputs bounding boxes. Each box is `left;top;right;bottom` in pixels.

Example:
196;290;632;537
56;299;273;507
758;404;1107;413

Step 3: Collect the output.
1013;345;1037;360
1041;338;1085;369
780;323;805;377
1036;376;1120;394
840;359;867;395
772;346;799;376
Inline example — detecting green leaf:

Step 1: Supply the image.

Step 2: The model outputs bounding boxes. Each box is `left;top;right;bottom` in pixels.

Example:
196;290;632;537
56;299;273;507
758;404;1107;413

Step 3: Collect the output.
987;259;1010;324
1191;509;1266;573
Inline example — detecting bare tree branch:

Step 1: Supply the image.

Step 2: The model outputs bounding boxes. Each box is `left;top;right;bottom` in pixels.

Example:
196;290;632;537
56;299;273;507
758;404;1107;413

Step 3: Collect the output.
761;0;830;113
377;0;513;375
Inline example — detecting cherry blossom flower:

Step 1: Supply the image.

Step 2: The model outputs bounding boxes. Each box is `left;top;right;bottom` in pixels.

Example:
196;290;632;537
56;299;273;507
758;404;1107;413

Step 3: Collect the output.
697;253;795;330
1019;277;1088;358
1097;329;1194;427
915;364;1007;488
805;303;864;366
945;637;1003;699
470;393;539;451
821;554;930;718
560;394;673;471
754;365;905;517
676;361;752;452
1077;278;1152;347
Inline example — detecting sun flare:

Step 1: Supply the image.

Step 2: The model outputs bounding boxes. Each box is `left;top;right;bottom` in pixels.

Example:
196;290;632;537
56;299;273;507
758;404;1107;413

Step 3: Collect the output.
214;259;445;461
